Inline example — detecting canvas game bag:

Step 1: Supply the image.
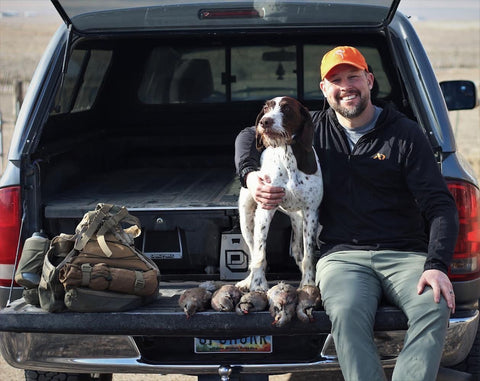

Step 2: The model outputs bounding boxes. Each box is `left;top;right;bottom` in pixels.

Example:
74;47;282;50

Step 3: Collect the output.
58;203;160;312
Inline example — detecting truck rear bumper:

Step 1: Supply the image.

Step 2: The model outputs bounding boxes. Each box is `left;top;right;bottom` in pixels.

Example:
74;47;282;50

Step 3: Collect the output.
0;309;477;375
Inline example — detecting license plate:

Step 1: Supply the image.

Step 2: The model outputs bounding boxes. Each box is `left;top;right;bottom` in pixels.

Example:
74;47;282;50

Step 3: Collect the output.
194;336;273;353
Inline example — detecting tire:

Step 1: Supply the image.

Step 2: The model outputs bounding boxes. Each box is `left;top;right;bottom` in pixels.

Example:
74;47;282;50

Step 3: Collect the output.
24;370;113;381
450;323;480;381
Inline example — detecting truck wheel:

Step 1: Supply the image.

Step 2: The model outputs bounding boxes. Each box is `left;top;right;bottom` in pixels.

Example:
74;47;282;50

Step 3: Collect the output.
24;370;113;381
450;322;480;380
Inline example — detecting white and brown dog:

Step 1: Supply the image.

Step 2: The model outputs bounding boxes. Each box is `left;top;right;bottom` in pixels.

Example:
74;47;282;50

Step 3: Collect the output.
237;96;323;292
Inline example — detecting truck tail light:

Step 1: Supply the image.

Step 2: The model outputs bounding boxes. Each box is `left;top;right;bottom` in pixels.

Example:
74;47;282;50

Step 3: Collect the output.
0;186;21;287
447;181;480;282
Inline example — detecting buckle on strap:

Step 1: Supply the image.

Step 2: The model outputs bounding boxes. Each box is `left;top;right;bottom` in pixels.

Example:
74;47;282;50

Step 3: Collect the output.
134;271;145;292
80;263;92;286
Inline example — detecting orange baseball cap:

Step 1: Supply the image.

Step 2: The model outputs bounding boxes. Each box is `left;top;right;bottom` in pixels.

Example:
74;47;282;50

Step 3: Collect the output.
320;46;369;79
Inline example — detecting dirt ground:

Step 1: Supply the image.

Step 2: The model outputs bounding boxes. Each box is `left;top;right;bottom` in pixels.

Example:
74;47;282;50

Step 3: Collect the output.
0;2;479;381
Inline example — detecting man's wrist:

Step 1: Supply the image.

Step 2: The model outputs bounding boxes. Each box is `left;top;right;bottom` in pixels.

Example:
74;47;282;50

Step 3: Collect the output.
424;259;449;275
239;167;257;188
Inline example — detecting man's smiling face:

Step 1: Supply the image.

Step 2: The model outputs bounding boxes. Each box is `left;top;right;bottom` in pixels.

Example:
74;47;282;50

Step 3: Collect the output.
320;64;374;120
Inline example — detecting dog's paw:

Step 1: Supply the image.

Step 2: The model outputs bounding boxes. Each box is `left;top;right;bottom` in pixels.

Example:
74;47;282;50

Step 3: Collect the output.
236;276;252;292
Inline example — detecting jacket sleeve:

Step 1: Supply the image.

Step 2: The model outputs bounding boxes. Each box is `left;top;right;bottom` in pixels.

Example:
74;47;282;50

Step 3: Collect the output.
403;123;459;274
235;126;261;187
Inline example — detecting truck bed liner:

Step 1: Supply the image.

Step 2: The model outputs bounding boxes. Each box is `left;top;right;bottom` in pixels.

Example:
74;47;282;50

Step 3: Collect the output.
44;168;240;218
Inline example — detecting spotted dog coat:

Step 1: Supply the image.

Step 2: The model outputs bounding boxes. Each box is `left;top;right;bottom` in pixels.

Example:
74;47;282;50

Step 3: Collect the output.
236;96;323;292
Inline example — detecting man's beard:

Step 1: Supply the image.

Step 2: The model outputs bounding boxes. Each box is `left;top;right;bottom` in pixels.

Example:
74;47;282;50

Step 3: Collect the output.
331;92;369;119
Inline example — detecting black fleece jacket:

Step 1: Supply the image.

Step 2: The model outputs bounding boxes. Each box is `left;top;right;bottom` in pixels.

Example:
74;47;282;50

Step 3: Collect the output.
235;104;459;274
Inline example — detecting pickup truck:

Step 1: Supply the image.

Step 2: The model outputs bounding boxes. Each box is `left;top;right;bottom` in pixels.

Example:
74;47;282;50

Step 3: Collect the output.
0;1;479;380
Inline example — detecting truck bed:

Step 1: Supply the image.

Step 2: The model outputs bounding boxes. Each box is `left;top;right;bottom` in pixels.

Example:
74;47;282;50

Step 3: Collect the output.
44;168;240;218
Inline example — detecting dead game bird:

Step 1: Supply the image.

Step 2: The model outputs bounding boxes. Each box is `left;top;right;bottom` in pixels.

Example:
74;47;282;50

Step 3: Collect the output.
235;290;268;315
296;285;321;323
178;284;213;318
197;280;219;293
267;282;298;327
211;284;243;312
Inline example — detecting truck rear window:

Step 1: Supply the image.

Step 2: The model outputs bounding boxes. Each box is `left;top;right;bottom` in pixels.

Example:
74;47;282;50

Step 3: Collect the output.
138;44;392;104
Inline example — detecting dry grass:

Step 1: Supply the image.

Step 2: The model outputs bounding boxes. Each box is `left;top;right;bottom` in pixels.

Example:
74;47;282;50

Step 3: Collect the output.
0;17;60;84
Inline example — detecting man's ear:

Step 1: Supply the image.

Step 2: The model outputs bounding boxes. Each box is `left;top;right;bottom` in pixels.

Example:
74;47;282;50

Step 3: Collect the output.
319;81;327;96
366;72;375;90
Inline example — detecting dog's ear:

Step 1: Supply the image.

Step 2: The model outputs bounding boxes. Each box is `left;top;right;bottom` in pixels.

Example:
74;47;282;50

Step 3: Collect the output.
255;130;264;151
255;107;265;127
297;105;314;152
292;140;318;174
255;106;266;151
292;104;317;174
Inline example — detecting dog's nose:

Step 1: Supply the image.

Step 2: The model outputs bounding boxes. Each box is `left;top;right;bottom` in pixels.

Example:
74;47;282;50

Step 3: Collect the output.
261;117;274;129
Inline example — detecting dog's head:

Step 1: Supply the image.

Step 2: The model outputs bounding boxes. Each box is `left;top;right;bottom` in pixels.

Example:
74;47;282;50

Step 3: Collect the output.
255;96;314;150
255;96;317;174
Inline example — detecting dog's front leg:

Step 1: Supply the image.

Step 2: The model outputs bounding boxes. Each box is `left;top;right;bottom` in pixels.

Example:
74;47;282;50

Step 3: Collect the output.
237;190;256;292
289;212;304;268
299;210;318;287
239;207;275;292
238;188;256;256
251;207;275;291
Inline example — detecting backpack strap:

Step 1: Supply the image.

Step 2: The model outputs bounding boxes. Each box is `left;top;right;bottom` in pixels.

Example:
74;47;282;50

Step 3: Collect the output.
74;204;114;253
96;206;129;238
95;206;128;256
97;205;141;256
74;204;142;257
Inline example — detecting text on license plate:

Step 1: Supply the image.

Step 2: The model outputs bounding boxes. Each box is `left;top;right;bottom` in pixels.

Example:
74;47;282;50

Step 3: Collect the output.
194;336;273;353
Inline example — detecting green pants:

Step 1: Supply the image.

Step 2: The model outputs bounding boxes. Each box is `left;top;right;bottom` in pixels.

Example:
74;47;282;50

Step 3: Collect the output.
316;250;450;381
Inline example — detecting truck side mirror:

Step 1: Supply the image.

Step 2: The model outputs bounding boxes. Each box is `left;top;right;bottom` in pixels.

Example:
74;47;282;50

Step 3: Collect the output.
439;80;478;111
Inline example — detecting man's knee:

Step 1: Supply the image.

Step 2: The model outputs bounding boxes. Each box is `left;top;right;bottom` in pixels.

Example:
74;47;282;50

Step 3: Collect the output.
405;291;450;329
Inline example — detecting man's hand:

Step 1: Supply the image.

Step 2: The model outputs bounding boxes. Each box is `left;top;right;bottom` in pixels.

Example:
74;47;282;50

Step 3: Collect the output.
417;269;455;313
245;171;285;210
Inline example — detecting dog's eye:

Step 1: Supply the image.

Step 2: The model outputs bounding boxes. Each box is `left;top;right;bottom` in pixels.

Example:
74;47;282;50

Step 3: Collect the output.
282;105;291;113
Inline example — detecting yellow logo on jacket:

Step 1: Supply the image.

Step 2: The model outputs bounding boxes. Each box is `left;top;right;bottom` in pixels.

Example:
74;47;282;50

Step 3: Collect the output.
373;153;386;160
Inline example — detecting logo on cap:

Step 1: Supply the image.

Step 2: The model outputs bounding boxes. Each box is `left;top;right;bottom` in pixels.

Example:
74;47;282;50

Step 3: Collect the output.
334;49;345;59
